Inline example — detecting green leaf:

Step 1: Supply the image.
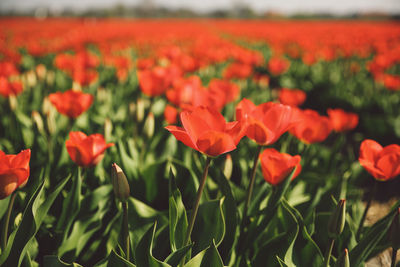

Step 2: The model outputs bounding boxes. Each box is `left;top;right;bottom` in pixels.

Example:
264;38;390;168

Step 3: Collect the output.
168;168;188;251
0;172;71;267
0;197;10;221
135;222;171;267
127;197;168;251
184;241;224;267
56;167;82;238
43;255;83;267
350;201;399;266
58;185;112;260
106;250;137;267
191;198;226;255
212;169;238;263
253;202;299;266
164;244;193;266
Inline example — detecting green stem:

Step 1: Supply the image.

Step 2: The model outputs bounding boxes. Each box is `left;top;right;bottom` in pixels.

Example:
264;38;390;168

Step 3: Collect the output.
391;247;398;267
323;238;335;267
122;201;130;261
356;180;377;240
1;192;17;251
182;157;212;262
242;145;262;226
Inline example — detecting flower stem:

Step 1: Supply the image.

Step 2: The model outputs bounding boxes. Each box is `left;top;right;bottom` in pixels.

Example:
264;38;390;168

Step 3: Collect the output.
391;247;398;267
182;157;211;258
242;145;262;223
122;201;130;261
1;192;17;251
323;238;335;267
356;180;377;240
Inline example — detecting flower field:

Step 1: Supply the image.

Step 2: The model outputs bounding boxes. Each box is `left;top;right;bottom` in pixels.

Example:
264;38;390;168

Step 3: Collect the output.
0;18;400;267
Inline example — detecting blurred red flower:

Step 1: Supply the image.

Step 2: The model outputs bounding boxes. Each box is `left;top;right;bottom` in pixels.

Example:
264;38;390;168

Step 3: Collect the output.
359;139;400;181
235;98;298;146
138;65;181;97
0;77;23;98
165;106;243;157
0;149;31;199
49;90;94;119
66;131;114;167
327;108;359;132
223;63;253;80
278;88;306;107
290;109;332;144
259;148;301;186
164;104;178;124
267;57;290;76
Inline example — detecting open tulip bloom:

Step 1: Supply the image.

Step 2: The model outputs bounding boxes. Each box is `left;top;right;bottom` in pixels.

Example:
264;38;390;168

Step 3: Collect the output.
235;98;299;146
165;106;243;157
359;139;400;181
49;89;94;119
259;148;302;186
0;149;31;199
66;131;114;168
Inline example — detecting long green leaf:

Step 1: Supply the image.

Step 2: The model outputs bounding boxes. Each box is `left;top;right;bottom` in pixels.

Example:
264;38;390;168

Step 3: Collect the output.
0;172;71;267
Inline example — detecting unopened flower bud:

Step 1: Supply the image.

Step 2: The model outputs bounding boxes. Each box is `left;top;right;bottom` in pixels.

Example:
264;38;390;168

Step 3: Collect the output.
104;118;113;142
111;163;130;202
223;154;233;180
136;99;145;123
143;112;154;138
388;207;400;250
328;199;346;238
32;111;45;135
335;248;349;267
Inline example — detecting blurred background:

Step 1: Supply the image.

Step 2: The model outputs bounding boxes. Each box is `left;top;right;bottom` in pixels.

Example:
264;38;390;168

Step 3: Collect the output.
1;0;400;19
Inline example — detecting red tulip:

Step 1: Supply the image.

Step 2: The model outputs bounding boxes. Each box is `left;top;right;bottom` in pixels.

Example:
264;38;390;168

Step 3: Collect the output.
223;63;253;80
278;88;306;107
0;149;31;199
290;109;332;144
259;148;301;186
164;104;179;124
165;106;243;157
49;90;94;119
267;57;290;76
359;139;400;181
66;131;114;167
208;78;240;105
0;77;23;98
327;108;359;132
235;98;299;146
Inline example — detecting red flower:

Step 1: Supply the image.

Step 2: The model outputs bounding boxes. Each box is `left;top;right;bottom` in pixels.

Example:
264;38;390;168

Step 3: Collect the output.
138;65;181;97
164;104;178;124
223;63;253;80
278;88;306;107
165;106;243;157
0;77;23;98
0;149;31;199
49;90;94;118
235;98;299;146
290;109;332;144
259;148;301;186
267;57;290;76
327;108;359;132
359;139;400;181
66;132;114;167
208;78;240;105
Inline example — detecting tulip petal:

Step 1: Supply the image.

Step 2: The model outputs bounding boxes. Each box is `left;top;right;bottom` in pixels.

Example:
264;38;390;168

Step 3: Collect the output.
246;119;275;145
360;139;382;164
196;130;236;157
165;126;197;150
180;109;210;143
236;98;256;121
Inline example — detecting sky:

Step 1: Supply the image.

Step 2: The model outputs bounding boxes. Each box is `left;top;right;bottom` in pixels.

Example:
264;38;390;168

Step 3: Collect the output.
1;0;400;15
